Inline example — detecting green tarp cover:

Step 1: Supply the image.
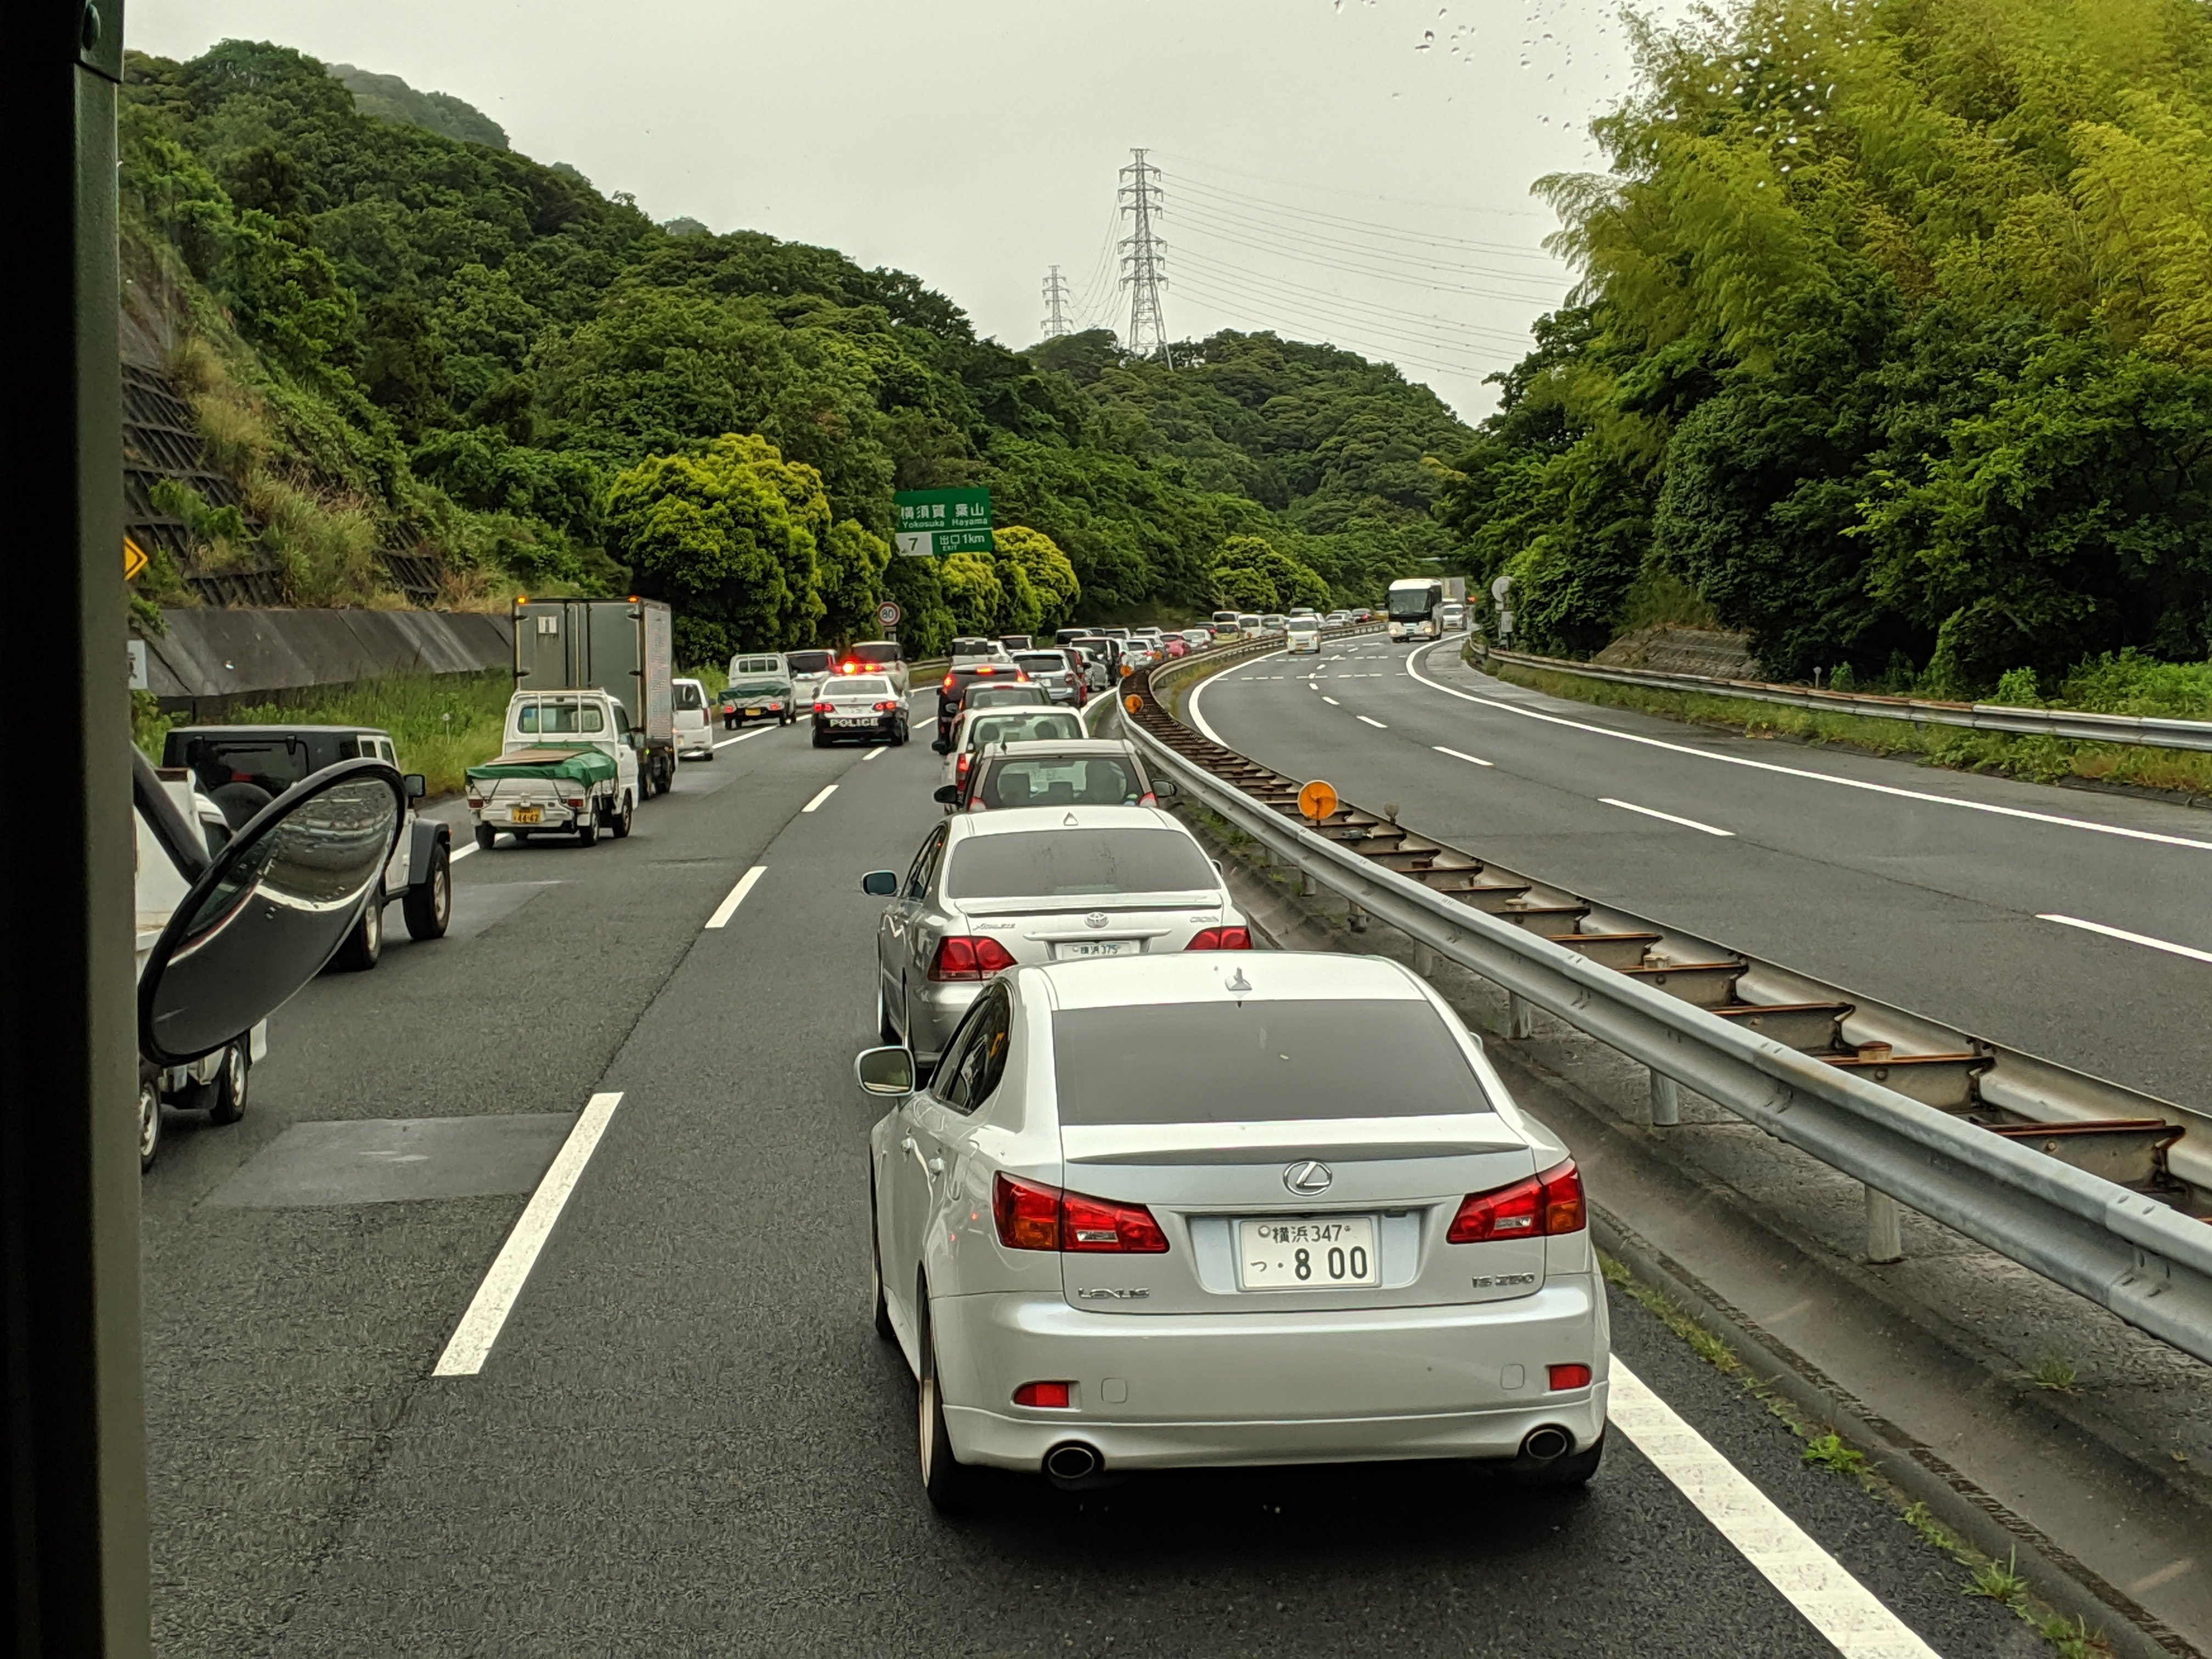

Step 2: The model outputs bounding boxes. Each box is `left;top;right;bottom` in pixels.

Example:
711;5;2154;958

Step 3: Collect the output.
466;746;618;785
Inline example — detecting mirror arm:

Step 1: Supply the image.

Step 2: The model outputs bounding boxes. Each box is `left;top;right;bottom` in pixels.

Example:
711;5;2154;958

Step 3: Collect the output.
131;745;208;881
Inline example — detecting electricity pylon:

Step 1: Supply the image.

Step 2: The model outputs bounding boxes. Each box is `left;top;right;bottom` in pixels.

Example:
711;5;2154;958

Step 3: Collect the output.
1041;265;1074;338
1118;149;1173;366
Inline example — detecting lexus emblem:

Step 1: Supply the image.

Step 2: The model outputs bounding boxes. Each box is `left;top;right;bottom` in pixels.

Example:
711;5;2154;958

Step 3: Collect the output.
1283;1160;1333;1197
1085;912;1109;929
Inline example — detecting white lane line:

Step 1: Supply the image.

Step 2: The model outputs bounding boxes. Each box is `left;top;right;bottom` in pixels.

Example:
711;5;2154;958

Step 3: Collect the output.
714;725;781;749
801;784;838;814
2038;913;2212;965
1435;746;1493;768
704;865;767;929
432;1091;624;1378
1407;644;2212;855
1322;696;1341;707
449;839;478;862
860;746;889;763
1357;714;1388;729
1186;648;1287;744
1611;1363;1937;1658
1601;797;1735;837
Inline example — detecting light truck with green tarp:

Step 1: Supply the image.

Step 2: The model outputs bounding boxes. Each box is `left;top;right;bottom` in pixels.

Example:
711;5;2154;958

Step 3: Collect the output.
464;687;639;849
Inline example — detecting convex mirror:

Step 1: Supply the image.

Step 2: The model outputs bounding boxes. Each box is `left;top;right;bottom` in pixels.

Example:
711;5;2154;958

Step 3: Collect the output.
139;755;405;1065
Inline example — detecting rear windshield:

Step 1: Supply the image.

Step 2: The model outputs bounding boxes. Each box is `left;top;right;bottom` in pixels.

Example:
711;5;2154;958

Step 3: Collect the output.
944;828;1214;900
831;676;891;697
1015;654;1068;675
846;642;901;664
673;682;704;710
966;686;1050;710
968;710;1082;747
172;736;312;795
979;756;1142;809
733;657;779;675
517;700;605;734
788;651;836;674
1052;1000;1488;1124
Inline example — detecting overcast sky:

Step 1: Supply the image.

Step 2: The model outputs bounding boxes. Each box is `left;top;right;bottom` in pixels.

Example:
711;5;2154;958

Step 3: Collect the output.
130;0;1679;421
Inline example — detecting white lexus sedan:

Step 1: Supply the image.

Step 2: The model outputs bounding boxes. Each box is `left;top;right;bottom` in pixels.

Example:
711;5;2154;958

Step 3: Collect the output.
854;951;1610;1511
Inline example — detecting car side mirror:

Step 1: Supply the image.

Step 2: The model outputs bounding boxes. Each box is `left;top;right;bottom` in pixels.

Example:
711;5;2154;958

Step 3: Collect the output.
403;773;427;800
855;1046;916;1096
861;869;900;896
138;755;405;1066
933;785;959;805
1152;777;1177;798
931;738;951;754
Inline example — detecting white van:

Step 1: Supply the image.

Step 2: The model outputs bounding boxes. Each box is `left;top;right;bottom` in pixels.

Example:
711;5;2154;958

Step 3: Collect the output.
672;677;715;760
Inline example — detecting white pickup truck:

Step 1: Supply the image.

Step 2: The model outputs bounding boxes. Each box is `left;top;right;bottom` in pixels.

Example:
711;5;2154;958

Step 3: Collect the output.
465;688;642;849
133;763;266;1171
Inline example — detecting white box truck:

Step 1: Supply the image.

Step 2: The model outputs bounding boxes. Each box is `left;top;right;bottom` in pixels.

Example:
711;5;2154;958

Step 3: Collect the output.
512;597;676;797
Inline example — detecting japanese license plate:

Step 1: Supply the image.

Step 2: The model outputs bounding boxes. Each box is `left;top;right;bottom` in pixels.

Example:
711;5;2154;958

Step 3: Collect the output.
744;706;766;718
509;805;541;825
1054;939;1134;960
1237;1216;1379;1290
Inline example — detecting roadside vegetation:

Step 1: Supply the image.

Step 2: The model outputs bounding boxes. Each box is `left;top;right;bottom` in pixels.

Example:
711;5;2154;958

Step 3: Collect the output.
1485;656;2212;800
1439;0;2212;711
120;43;1460;658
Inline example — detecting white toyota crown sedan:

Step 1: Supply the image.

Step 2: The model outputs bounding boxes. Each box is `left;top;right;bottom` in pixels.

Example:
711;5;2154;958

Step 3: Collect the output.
855;950;1610;1511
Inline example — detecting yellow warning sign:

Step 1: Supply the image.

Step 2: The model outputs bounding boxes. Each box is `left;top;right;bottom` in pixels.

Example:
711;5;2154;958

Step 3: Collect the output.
1297;780;1339;822
123;534;149;582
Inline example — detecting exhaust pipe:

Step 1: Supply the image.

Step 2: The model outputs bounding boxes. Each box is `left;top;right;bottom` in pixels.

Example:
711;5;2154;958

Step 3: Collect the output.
1043;1442;1102;1485
1520;1426;1572;1464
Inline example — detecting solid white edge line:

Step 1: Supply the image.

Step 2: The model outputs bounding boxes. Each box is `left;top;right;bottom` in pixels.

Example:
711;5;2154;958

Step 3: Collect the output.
1186;647;1287;746
1434;746;1493;768
704;865;768;929
448;839;477;862
1600;796;1735;837
860;746;889;762
431;1091;624;1378
1356;714;1388;729
800;784;838;814
1611;1363;1938;1658
1405;642;2212;854
2038;913;2212;965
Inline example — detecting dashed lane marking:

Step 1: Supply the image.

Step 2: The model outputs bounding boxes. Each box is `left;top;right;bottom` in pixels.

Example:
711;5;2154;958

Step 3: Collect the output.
431;1091;624;1378
1357;715;1388;729
1434;746;1493;768
2038;913;2212;965
860;746;889;762
1322;696;1341;707
714;724;783;749
704;865;768;929
1405;644;2212;856
1611;1363;1938;1658
1601;797;1735;837
801;784;838;814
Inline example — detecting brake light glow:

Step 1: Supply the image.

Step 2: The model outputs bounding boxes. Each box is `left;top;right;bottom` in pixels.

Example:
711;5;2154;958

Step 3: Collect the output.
874;701;899;712
1184;926;1251;951
956;752;972;777
1012;1381;1073;1408
841;662;858;673
992;1172;1169;1253
928;935;1018;981
813;701;834;714
1547;1364;1593;1391
1447;1160;1585;1244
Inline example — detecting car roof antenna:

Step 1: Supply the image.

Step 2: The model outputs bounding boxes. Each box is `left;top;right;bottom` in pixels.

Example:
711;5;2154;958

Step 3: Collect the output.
1225;967;1252;994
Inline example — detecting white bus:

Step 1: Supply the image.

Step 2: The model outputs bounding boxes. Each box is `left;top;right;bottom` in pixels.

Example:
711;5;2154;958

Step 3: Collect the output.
1385;577;1445;642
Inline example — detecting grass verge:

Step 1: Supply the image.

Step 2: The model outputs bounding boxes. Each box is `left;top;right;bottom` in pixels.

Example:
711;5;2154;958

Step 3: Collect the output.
1597;1252;2115;1656
1485;657;2212;802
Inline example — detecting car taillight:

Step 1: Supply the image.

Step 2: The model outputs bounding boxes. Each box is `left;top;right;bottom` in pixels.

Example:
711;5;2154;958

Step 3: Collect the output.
992;1172;1169;1254
874;700;899;712
928;935;1018;981
942;674;956;691
1013;1381;1073;1408
956;752;972;777
1185;926;1251;950
813;700;833;714
466;795;483;809
1447;1159;1585;1244
1547;1363;1593;1391
565;795;586;810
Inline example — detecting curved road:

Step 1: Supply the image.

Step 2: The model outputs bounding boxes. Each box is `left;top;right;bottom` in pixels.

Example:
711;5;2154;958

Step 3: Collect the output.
140;693;2028;1655
1191;636;2212;1111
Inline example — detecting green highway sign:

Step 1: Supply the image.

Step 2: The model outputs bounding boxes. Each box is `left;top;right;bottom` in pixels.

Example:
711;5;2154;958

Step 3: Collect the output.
893;488;992;556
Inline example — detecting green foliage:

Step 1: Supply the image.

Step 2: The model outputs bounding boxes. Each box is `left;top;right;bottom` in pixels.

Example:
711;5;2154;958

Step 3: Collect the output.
1441;0;2212;682
119;37;1468;644
1211;534;1330;613
1801;1434;1867;1477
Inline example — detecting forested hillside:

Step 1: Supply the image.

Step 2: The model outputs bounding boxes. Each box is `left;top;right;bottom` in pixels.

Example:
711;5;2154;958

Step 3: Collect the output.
1443;0;2212;698
119;41;1466;662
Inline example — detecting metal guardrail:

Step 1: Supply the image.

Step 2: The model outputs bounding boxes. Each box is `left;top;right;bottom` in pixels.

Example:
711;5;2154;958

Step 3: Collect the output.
1126;643;2212;1369
1479;643;2212;755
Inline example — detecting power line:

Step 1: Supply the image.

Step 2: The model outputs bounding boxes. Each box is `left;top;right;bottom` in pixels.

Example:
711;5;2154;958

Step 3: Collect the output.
1118;148;1173;365
1040;265;1074;338
1168;188;1566;283
1169;173;1565;263
1167;272;1513;381
1151;149;1554;223
1173;214;1568;306
1068;200;1122;330
1171;249;1540;347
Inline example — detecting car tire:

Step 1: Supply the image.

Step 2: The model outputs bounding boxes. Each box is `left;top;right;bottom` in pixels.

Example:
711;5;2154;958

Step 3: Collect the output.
1510;1429;1606;1489
137;1068;162;1173
331;893;383;972
403;842;452;940
577;811;600;848
701;746;715;762
811;728;828;749
207;1040;250;1126
607;792;634;839
475;822;497;853
917;1294;984;1514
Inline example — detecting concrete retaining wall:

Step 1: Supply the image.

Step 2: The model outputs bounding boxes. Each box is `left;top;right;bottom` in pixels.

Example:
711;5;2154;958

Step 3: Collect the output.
139;608;513;713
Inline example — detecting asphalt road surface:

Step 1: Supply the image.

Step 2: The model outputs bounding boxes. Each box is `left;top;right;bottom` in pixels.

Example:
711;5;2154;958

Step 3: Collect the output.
1191;636;2212;1114
142;699;2030;1657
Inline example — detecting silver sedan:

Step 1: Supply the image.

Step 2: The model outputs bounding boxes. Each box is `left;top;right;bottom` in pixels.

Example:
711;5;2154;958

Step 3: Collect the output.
861;805;1247;1065
853;950;1610;1511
